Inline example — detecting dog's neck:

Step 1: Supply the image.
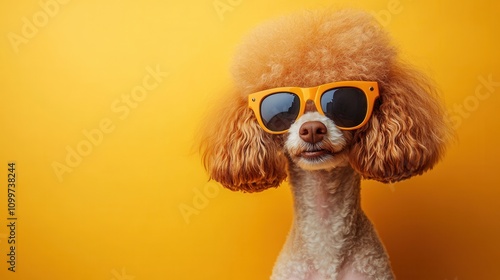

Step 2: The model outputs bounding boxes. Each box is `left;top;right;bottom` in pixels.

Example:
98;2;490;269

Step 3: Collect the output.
286;163;364;273
273;161;392;279
288;163;362;230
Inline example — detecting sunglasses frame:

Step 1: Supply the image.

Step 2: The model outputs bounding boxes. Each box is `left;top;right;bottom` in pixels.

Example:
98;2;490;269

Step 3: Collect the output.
248;81;379;134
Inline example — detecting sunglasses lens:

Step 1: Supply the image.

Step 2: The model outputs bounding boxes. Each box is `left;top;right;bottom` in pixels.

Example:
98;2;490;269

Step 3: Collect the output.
320;87;368;128
260;92;300;132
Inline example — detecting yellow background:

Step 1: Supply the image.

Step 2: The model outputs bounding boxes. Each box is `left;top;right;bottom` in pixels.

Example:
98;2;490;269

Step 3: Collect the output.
0;0;499;279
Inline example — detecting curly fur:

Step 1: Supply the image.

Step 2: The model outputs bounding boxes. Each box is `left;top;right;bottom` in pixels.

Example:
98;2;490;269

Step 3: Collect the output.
199;9;450;280
200;93;288;192
349;62;449;183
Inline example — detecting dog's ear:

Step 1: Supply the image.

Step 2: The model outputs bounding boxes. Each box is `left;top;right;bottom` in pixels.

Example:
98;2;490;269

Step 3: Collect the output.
349;62;450;183
199;91;288;192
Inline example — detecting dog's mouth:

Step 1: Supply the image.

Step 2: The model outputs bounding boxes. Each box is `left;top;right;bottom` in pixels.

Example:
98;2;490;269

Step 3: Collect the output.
291;144;347;170
300;149;332;159
299;148;338;161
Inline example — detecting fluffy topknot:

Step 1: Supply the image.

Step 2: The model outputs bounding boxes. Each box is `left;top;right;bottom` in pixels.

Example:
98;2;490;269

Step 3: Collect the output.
231;9;397;95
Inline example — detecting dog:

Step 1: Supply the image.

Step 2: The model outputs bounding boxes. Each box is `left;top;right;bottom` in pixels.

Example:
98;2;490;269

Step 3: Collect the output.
200;9;449;280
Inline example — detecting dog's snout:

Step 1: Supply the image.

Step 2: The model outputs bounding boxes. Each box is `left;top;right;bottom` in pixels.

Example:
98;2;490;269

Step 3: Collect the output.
299;121;327;144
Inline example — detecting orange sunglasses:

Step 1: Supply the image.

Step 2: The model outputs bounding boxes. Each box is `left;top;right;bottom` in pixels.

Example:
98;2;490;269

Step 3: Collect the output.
248;81;379;134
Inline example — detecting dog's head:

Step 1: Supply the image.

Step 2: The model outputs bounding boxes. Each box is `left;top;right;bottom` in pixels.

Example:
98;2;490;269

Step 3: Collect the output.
200;9;449;192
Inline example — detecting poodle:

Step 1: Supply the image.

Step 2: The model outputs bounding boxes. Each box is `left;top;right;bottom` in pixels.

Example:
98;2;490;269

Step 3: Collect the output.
200;9;449;280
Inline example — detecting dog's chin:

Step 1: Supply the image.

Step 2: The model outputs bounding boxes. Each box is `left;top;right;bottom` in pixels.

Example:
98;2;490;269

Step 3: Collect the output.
292;149;349;171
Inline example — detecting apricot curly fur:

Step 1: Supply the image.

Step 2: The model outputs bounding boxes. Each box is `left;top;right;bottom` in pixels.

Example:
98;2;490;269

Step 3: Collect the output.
200;9;449;191
350;63;450;182
200;92;287;192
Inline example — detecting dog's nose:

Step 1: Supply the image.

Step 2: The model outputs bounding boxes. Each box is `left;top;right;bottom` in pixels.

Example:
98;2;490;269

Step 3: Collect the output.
299;121;327;144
